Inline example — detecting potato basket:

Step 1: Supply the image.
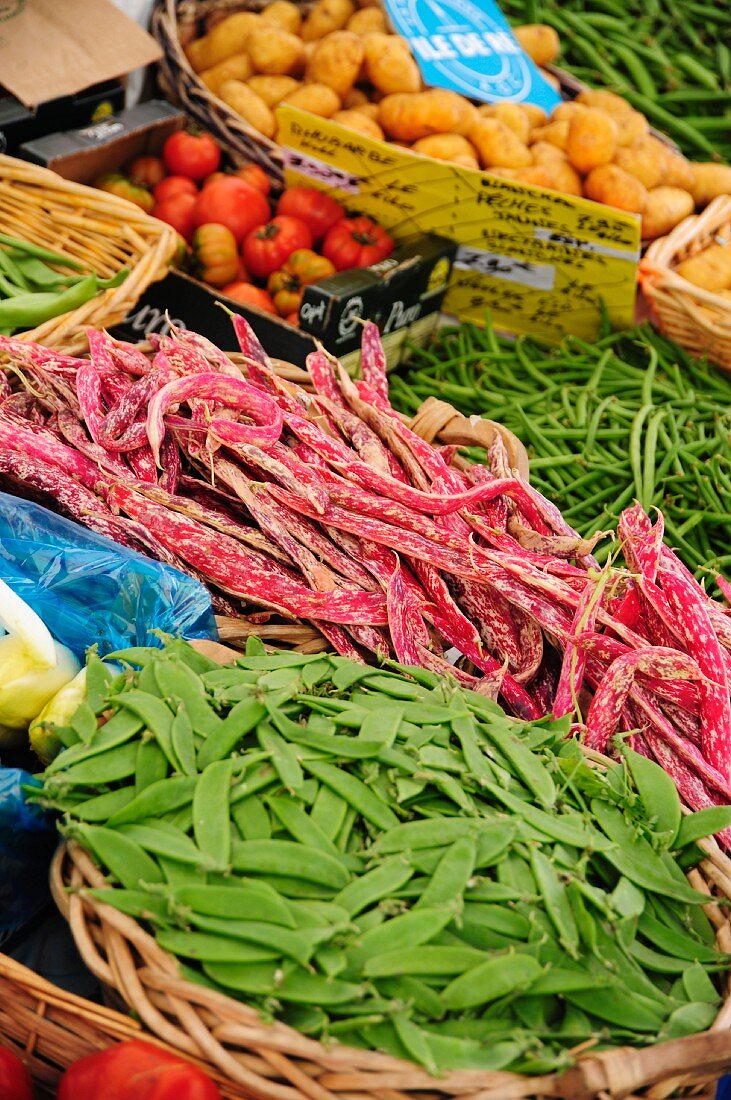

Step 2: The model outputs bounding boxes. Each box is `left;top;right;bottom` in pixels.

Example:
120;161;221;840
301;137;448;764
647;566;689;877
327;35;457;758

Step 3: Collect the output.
639;194;731;374
0;155;177;355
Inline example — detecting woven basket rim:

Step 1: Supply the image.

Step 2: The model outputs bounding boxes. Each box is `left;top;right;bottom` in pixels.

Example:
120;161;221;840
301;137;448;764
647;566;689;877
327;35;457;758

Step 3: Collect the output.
0;153;177;353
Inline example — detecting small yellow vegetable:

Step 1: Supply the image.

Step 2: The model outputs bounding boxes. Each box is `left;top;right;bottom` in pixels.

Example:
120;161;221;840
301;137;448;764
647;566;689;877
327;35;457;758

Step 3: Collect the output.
530;119;569;151
306;31;364;98
185;13;259;72
281;82;342;117
261;0;302;34
246;25;305;74
530;141;567;166
301;0;355;41
613;109;648;147
332;109;385;140
412;133;479;169
641;187;695;239
566;108;617;173
363;33;421;94
614;140;665;190
379;90;476;142
342;87;370;108
513;24;560;66
689;163;731;207
346;7;387;34
478;103;530;144
247;75;300;106
218;80;277;137
469;118;532;169
675;242;731;291
584;164;647;213
29;669;87;765
200;54;254;96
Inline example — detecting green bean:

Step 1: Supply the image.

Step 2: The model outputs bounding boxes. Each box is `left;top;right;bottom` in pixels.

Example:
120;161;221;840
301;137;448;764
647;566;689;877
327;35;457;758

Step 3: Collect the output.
350;908;453;967
231;839;350;889
85;887;170;924
107;776;197;828
621;746;681;844
310;785;349;841
158;930;281;964
676;806;731;848
189;914;314;965
232;794;271;840
303;759;398;830
74;824;164;889
268;795;344;859
70;787;137;823
442;954;542;1010
120;822;214;870
193;760;234;870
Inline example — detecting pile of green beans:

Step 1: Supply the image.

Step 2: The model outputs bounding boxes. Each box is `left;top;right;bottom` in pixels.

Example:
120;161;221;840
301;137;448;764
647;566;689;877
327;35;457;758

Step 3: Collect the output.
391;318;731;584
501;0;730;161
37;639;731;1074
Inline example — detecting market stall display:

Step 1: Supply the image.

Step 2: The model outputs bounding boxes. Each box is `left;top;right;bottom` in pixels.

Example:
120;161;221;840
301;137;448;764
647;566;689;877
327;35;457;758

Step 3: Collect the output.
0;157;177;354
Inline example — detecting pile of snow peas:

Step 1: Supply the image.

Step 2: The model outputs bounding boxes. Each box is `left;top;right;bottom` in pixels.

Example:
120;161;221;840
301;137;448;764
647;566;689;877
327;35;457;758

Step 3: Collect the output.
391;317;731;583
37;639;731;1075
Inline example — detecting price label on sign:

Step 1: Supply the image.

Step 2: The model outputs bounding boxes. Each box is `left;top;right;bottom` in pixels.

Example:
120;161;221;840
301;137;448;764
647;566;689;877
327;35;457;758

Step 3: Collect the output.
382;0;561;112
277;107;641;343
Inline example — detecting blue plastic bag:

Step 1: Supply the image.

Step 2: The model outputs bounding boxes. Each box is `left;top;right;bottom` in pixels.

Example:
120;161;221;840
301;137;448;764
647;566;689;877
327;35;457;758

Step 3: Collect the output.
0;492;216;658
0;771;55;936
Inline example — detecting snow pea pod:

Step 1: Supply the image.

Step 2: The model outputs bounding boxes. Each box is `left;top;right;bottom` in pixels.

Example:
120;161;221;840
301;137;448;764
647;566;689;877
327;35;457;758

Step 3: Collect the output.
303;759;398;831
231;839;350;889
107;775;197;827
193;759;234;871
442;954;542;1010
74;824;164;889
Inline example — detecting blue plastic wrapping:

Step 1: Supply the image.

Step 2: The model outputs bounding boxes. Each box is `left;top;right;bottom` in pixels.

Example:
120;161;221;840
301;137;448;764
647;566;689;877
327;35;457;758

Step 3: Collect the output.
0;771;55;935
0;492;217;659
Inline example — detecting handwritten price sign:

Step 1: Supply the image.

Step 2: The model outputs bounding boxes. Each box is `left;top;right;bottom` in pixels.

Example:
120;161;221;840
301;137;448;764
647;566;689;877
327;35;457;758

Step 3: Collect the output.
277;107;641;342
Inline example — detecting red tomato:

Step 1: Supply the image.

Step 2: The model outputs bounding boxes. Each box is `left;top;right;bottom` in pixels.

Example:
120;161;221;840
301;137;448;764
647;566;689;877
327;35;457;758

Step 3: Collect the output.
152;193;198;243
0;1045;34;1100
126;155;166;190
267;248;335;316
277;187;344;241
284;310;300;325
153;175;198;203
322;216;394;270
57;1040;220;1100
220;282;277;314
94;173;154;213
202;171;228;188
162;131;221;181
234;163;271;196
242;216;312;280
193;178;270;243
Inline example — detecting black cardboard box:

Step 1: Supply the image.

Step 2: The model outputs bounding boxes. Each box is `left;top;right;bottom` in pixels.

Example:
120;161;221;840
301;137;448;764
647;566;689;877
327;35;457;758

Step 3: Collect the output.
0;81;125;156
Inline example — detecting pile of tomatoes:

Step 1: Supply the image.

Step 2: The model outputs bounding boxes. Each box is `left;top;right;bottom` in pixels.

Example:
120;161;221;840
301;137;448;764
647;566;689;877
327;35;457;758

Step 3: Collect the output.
96;130;394;324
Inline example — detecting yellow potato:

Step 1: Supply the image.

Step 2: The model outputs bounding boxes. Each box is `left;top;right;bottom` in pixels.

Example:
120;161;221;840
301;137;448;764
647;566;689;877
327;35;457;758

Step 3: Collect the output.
522;103;548;129
332;109;384;140
487;167;520;179
379;90;477;142
346;7;387;34
613;109;648;147
478;103;530;144
530;119;569;150
546;160;582;195
513;24;560;66
469;118;532;169
342;87;369;107
576;89;633;116
247;75;300;106
261;0;302;33
613;140;665;190
688;162;731;204
218;79;276;138
412;133;479;169
306;31;364;98
512;164;558;189
643;187;695;239
347;100;380;118
583;164;647;213
185;12;260;72
530;141;567;165
301;0;355;40
566;108;617;173
675;243;731;291
200;54;254;96
363;33;421;94
552;101;588;123
246;25;304;74
281;82;341;117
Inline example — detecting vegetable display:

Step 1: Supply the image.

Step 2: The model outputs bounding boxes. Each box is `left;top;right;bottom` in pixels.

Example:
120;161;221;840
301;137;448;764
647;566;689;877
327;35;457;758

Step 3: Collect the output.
0;234;128;337
500;0;731;163
1;321;730;826
39;639;731;1074
390;317;731;583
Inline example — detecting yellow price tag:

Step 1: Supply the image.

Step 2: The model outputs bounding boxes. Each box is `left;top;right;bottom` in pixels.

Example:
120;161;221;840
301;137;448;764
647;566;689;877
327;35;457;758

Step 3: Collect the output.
277;106;641;341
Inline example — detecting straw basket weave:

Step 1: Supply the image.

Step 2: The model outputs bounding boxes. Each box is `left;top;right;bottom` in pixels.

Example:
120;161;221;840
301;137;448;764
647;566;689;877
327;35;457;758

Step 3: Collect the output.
0;156;177;355
640;194;731;373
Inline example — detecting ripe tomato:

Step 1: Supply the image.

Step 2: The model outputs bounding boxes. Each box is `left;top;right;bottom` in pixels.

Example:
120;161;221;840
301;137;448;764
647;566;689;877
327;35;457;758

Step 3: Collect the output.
0;1045;34;1100
193;178;270;243
152;193;198;243
242;216;312;280
57;1039;221;1100
163;131;221;181
94;173;154;213
220;282;277;314
322;216;394;270
191;223;240;287
277;187;344;241
154;175;198;203
234;163;270;196
267;248;335;316
202;171;228;188
284;311;300;326
126;155;166;190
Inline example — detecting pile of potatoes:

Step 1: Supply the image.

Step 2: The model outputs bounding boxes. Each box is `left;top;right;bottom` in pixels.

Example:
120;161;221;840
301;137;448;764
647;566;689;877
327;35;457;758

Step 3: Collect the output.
183;4;731;239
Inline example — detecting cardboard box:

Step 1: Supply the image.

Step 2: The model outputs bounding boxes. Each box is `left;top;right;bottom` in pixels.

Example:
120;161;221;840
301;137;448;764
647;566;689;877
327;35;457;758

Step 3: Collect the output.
0;81;125;157
20;101;186;183
110;233;456;370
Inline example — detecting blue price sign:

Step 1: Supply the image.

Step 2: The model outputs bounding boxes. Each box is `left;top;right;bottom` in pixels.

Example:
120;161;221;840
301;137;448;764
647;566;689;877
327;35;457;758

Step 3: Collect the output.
382;0;562;113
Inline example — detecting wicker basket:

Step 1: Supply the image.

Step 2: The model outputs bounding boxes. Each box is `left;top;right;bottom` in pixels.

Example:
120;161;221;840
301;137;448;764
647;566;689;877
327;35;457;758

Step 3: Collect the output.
639;194;731;373
0;155;177;355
